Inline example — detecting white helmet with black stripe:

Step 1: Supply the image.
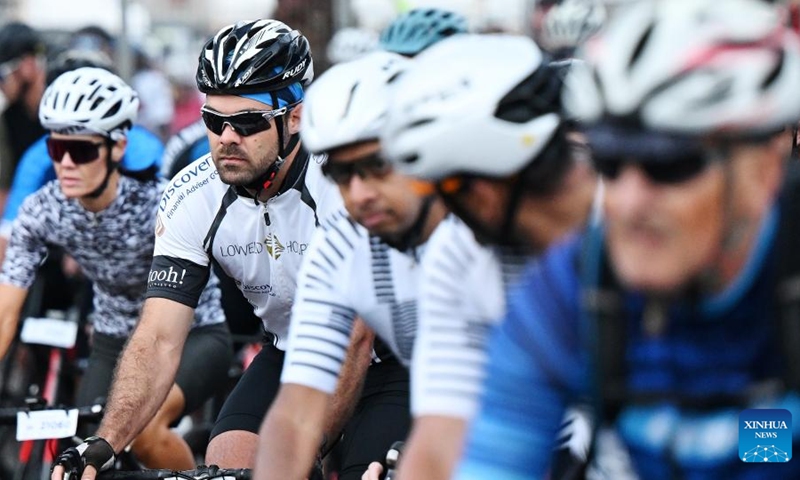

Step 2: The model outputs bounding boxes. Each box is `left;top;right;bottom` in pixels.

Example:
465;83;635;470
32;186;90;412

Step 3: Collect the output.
565;0;800;136
381;34;565;181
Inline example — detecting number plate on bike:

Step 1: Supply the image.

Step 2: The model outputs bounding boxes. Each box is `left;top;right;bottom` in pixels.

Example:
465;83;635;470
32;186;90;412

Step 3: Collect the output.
16;409;79;440
20;317;78;348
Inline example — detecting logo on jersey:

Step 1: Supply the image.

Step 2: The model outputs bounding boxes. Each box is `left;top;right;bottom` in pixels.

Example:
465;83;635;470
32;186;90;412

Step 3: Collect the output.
265;233;285;259
219;241;264;257
739;409;792;463
148;266;187;289
234;280;276;296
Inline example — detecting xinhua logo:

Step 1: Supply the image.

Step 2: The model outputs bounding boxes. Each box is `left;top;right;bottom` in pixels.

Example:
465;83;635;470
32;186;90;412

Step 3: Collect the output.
739;409;792;463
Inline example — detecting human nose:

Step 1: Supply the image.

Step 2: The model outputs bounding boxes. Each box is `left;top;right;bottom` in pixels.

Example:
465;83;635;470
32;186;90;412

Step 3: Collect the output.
345;174;378;207
218;123;242;144
606;164;657;214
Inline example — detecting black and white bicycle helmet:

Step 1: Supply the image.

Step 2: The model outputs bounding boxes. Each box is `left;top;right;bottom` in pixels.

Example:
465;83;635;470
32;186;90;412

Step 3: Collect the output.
301;51;409;154
196;19;313;95
565;0;800;137
39;67;139;141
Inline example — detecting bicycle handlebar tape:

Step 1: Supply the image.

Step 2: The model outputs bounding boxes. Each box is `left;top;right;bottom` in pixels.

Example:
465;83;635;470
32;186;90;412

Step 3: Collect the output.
53;436;117;479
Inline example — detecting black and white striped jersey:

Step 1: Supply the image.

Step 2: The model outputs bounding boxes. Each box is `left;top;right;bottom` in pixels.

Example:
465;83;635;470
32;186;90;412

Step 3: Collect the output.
0;176;224;338
411;215;524;419
281;209;421;393
146;151;342;350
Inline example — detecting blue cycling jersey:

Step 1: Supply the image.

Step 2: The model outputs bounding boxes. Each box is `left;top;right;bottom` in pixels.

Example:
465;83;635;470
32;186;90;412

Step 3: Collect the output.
0;125;163;234
456;205;800;480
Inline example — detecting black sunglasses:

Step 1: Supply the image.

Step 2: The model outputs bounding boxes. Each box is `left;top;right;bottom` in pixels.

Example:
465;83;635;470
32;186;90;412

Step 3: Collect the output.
46;137;106;165
201;105;288;136
322;154;393;186
591;151;717;185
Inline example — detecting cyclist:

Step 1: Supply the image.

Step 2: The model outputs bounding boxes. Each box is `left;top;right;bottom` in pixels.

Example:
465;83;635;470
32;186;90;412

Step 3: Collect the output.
378;7;468;57
455;1;800;478
359;34;598;480
49;19;377;479
254;50;448;480
0;49;164;264
0;67;231;470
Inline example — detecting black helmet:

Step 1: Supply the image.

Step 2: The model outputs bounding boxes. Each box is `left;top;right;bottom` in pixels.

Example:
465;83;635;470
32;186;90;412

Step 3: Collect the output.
196;19;314;95
0;22;44;65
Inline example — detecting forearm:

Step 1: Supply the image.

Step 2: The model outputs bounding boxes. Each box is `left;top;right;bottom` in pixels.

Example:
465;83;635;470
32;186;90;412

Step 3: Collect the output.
256;385;328;480
323;318;374;445
0;310;19;360
95;328;183;450
0;284;26;359
397;416;467;480
94;299;192;451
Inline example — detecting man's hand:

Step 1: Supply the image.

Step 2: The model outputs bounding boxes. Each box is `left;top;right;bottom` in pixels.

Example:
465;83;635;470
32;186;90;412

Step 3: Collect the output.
50;436;116;480
361;462;383;480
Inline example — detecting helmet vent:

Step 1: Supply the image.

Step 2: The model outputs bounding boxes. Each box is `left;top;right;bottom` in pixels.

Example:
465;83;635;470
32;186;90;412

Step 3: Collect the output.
629;24;654;70
104;100;122;119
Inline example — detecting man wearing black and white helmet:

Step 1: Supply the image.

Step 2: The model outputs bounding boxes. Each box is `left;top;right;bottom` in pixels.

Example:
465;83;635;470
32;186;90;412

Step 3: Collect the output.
49;19;378;480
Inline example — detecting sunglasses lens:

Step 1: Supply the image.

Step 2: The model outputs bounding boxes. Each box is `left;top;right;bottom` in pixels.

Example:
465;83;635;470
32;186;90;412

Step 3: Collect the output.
322;155;392;186
322;161;354;185
46;138;102;164
644;155;708;184
592;153;709;185
201;110;273;136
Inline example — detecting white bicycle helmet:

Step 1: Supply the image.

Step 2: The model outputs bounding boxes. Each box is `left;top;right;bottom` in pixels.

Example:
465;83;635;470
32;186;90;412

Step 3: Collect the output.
301;50;409;154
381;34;563;181
39;67;139;141
565;0;800;136
327;27;379;65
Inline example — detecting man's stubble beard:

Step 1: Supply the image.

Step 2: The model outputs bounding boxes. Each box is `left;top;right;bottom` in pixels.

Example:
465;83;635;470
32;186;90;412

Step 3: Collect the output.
213;143;280;187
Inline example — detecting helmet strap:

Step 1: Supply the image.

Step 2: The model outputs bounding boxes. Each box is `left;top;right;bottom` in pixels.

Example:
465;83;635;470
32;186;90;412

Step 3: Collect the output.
244;93;299;203
84;138;118;199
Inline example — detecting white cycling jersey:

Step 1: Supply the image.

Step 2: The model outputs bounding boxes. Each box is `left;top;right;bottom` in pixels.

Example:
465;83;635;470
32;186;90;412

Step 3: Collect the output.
281;208;422;393
411;215;525;419
0;176;224;337
146;150;341;350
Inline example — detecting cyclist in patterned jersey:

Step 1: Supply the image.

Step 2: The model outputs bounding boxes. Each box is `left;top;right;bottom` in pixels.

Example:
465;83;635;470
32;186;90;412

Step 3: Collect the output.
357;34;598;480
454;1;800;478
0;67;231;470
51;19;387;480
0;49;164;264
255;48;448;480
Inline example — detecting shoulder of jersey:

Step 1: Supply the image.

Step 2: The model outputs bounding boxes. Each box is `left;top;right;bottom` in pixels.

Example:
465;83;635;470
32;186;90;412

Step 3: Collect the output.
317;208;370;254
158;154;225;213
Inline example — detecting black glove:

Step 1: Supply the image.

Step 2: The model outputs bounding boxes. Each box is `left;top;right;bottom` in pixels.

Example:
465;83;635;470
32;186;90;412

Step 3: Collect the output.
51;436;116;480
